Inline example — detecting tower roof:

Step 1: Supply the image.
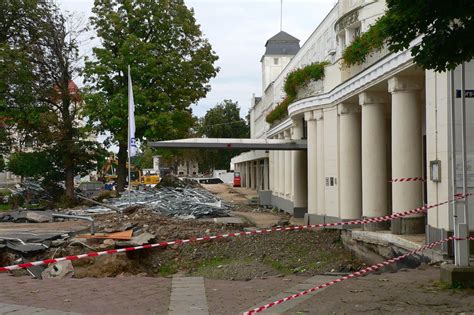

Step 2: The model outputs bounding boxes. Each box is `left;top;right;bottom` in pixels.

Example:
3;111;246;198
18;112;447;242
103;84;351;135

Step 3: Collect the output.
264;31;300;56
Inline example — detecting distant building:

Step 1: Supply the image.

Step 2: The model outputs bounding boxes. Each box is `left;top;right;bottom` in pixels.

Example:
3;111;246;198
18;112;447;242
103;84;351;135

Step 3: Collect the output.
176;159;200;177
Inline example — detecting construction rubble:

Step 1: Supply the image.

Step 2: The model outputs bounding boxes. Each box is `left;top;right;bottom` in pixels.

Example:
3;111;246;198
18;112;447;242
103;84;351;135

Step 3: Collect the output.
0;179;243;279
71;187;232;219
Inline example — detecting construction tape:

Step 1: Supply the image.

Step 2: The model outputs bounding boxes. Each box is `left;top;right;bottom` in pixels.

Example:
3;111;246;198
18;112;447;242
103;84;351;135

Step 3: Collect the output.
242;236;474;315
0;193;471;273
389;177;425;183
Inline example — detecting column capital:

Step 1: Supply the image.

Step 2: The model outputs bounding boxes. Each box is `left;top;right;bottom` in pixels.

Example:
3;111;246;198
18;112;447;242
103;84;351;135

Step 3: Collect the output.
304;111;314;121
388;76;423;93
338;103;361;115
313;109;324;120
359;91;389;106
291;117;303;129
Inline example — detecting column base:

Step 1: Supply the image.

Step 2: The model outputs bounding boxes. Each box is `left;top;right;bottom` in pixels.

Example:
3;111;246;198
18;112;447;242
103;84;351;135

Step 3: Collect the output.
426;225;452;255
325;215;345;229
440;264;474;288
258;190;272;206
293;207;307;219
305;213;325;225
363;219;390;231
391;216;425;235
426;225;474;256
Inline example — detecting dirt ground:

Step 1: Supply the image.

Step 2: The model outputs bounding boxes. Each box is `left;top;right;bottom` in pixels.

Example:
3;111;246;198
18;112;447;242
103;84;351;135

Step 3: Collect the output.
67;229;363;280
201;184;257;206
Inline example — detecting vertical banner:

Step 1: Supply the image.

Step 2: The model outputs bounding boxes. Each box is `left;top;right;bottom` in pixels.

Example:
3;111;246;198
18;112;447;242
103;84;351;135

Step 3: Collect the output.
128;65;137;157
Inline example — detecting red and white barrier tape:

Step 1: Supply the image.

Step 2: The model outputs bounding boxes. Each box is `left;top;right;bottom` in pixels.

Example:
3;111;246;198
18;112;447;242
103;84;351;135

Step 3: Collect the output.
389;177;425;183
0;193;471;273
243;236;474;315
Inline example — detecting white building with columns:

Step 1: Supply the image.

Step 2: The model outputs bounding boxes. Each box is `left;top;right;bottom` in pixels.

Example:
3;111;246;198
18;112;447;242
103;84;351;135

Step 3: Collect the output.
231;0;474;250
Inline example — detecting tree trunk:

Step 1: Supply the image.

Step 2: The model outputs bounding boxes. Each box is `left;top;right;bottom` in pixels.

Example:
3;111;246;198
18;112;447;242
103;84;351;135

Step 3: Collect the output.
116;141;128;192
64;162;75;199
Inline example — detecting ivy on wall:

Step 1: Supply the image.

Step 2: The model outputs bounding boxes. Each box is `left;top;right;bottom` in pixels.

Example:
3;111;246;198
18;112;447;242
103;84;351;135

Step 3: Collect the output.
342;16;389;67
266;61;329;124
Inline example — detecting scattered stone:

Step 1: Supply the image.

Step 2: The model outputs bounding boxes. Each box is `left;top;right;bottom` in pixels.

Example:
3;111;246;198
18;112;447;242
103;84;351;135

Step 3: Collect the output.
41;261;75;279
276;219;289;226
26;211;52;223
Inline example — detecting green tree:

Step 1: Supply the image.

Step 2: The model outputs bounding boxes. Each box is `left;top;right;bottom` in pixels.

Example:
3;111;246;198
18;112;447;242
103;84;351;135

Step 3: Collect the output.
343;0;474;71
84;0;219;191
198;100;249;172
132;146;155;169
0;0;102;198
0;155;4;173
7;152;52;180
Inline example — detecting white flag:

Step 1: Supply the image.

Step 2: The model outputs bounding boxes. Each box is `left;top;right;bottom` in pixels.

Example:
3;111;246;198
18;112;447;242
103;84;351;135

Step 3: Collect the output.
128;65;138;157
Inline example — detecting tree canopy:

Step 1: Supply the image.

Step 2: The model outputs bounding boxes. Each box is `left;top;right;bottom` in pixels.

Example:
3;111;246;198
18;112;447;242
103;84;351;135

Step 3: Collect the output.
198;100;249;171
343;0;474;72
7;152;53;179
84;0;219;191
0;0;103;198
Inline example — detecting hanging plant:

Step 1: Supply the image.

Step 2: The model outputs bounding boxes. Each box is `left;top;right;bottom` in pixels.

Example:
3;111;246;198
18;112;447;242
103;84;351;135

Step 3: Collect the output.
342;16;389;67
266;61;329;124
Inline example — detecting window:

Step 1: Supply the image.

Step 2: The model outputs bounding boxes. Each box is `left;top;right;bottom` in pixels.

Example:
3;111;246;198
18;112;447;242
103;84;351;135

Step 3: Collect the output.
273;58;279;65
354;26;361;38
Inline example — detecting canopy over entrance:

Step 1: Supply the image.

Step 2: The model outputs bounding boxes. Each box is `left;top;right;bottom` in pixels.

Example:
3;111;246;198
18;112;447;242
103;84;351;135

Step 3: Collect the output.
148;138;307;150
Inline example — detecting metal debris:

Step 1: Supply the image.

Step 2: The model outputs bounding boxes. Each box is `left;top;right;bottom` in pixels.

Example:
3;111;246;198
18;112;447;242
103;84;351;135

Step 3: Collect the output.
70;187;231;219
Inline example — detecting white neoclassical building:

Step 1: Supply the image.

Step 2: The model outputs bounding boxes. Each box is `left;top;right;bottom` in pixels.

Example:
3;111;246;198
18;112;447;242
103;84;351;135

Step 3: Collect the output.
231;0;474;248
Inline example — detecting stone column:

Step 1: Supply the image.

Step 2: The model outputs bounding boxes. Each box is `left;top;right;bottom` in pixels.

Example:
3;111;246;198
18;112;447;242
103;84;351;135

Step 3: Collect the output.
291;117;308;218
305;111;318;217
360;92;389;230
388;76;424;234
269;151;273;192
338;103;362;220
284;129;292;199
272;138;278;194
245;161;251;188
256;160;261;190
315;110;326;218
263;158;269;190
251;161;257;190
279;133;285;197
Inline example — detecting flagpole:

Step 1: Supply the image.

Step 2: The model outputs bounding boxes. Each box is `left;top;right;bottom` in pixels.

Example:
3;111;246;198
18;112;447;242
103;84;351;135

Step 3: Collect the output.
280;0;283;31
127;65;132;207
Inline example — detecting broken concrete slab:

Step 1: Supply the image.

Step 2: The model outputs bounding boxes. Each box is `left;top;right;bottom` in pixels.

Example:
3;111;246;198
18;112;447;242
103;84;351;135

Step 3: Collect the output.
116;232;155;247
41;261;75;279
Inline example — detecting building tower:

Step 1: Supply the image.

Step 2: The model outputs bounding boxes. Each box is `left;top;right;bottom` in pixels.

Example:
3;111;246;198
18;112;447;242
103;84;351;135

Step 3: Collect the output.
261;31;300;92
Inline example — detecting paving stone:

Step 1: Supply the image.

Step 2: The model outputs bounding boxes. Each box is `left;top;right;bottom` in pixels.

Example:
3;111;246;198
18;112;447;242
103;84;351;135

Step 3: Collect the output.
169;276;209;315
244;275;339;314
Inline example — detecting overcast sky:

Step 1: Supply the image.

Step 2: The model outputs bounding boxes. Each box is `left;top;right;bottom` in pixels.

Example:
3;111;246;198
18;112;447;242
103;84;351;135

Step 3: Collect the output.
60;0;336;118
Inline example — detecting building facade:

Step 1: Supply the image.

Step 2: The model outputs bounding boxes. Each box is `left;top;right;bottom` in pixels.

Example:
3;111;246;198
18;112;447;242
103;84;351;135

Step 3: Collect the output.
231;0;474;247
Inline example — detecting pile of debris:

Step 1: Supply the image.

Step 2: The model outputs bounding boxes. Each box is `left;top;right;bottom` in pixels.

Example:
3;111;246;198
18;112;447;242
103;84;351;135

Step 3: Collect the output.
73;187;232;219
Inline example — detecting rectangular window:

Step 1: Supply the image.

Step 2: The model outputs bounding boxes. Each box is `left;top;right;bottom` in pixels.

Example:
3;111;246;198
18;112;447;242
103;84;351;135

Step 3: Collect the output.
273;58;279;65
